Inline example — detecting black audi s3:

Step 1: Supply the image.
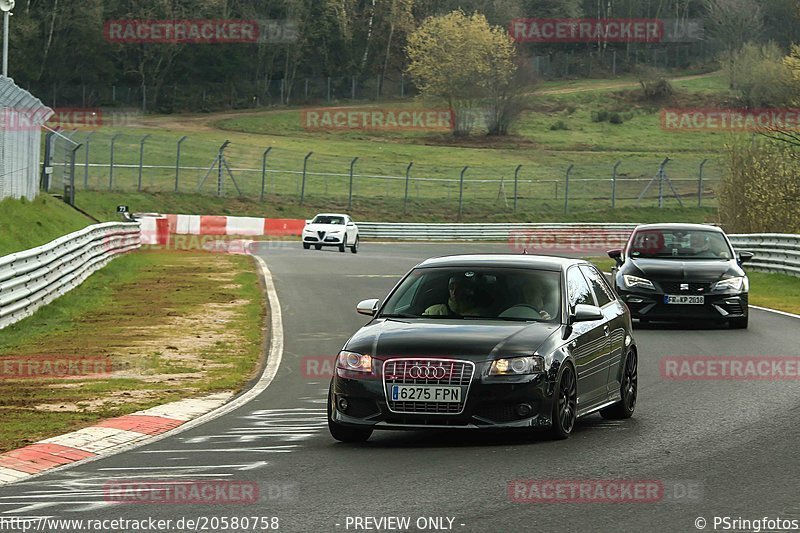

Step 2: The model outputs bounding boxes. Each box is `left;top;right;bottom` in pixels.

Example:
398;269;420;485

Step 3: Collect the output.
608;223;753;329
328;254;638;442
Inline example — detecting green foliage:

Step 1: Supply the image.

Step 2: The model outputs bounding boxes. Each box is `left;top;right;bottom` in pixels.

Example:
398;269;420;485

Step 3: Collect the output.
549;120;570;130
719;137;800;233
725;42;795;107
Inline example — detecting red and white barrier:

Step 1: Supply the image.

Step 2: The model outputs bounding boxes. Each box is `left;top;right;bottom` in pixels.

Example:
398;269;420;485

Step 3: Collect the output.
139;214;305;244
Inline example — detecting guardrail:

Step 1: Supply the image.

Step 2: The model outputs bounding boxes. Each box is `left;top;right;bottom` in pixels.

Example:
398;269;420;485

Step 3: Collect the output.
728;234;800;277
0;222;141;329
357;222;638;241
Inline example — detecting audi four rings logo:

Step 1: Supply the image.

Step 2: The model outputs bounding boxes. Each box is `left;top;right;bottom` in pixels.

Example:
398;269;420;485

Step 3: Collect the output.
408;365;447;379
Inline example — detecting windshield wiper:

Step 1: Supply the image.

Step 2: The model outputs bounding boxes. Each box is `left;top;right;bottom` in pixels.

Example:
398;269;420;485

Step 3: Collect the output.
379;313;418;319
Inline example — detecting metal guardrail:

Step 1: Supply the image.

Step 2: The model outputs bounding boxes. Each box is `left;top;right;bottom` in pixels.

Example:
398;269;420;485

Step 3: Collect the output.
0;222;141;329
729;234;800;277
358;222;638;241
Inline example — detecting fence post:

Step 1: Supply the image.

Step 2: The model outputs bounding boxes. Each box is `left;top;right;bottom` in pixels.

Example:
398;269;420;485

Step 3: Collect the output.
458;166;468;220
260;147;272;202
403;162;413;214
348;156;358;210
612;160;621;208
175;135;188;192
698;158;707;207
67;143;81;205
327;77;331;102
40;130;54;191
137;134;150;192
83;131;95;189
564;164;573;215
351;75;356;100
513;164;521;213
109;133;122;190
300;151;313;205
400;73;404;98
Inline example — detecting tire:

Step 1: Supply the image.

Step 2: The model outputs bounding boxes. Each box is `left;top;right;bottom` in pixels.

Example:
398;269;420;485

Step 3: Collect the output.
600;349;637;420
350;236;359;254
302;242;310;250
729;316;748;329
549;364;577;439
314;244;322;250
327;385;372;443
339;237;346;253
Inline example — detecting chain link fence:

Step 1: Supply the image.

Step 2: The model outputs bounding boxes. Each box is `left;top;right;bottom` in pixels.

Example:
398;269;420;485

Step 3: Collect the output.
53;130;721;215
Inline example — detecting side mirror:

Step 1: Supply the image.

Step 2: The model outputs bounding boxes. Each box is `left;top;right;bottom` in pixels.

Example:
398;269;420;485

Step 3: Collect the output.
347;222;355;227
572;304;604;322
608;248;623;266
305;219;312;224
356;298;380;316
738;251;754;264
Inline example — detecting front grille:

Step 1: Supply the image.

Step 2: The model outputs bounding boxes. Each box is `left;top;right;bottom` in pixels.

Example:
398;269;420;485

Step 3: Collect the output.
317;230;326;240
659;281;712;294
383;358;474;415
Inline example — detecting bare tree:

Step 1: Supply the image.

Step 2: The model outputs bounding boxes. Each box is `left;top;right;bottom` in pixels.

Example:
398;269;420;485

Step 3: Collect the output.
705;0;764;88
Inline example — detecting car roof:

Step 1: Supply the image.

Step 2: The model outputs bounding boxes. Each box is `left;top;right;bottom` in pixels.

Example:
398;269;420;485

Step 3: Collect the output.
416;254;586;271
633;223;723;233
313;213;348;218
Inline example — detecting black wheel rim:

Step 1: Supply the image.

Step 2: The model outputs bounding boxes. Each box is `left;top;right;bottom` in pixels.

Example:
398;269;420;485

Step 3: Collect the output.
558;368;577;433
623;351;638;411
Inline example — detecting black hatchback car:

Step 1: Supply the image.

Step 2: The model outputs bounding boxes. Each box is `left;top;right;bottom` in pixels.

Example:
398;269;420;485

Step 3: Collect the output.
608;223;753;328
328;255;638;442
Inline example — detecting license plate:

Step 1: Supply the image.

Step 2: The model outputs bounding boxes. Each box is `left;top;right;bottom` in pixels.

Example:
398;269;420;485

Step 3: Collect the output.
664;294;705;305
391;385;461;403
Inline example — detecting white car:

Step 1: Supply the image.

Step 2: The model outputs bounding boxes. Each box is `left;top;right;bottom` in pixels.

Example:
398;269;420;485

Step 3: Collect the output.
302;213;359;253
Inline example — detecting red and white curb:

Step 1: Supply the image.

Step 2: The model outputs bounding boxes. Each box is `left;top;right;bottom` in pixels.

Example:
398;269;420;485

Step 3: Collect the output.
0;392;232;485
138;214;304;244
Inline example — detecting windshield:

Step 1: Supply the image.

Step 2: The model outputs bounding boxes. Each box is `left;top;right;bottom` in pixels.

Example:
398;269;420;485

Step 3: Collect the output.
628;229;732;260
312;216;345;225
380;267;561;322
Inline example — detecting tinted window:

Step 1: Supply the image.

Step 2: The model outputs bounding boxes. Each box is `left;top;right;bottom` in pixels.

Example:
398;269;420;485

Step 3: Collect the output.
313;215;344;225
567;267;595;307
628;229;732;260
580;265;614;307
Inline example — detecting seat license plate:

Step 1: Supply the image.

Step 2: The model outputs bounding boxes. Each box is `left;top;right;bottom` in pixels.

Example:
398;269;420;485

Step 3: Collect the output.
664;294;704;304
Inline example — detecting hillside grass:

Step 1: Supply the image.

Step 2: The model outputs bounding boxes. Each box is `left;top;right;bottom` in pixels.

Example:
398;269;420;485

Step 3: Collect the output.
0;195;93;256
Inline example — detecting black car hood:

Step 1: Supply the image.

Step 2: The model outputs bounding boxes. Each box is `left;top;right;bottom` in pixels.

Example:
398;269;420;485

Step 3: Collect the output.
626;258;740;282
345;318;560;361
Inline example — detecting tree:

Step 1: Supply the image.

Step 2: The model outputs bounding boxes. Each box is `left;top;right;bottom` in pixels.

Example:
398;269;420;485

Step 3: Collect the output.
705;0;764;88
405;10;517;136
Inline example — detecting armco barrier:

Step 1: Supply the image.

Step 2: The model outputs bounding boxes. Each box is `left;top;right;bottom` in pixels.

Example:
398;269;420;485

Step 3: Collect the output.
728;234;800;277
0;222;140;329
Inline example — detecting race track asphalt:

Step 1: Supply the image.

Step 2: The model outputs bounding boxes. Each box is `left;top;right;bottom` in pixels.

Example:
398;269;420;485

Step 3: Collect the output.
0;242;798;533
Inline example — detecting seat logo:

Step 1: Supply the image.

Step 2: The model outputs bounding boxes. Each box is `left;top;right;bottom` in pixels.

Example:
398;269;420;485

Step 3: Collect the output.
680;283;689;291
408;365;447;379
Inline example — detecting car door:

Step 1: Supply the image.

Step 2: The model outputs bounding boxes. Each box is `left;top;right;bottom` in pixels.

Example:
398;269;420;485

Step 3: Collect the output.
580;264;626;401
346;216;357;242
566;266;611;409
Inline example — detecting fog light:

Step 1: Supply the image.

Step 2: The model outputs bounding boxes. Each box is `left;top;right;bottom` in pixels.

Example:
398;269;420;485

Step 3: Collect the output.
337;397;349;412
515;403;532;417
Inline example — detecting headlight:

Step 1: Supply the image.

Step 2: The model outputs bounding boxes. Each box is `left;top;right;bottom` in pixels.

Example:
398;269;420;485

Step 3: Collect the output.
489;356;545;376
714;276;746;291
336;350;372;373
303;228;312;233
623;275;655;290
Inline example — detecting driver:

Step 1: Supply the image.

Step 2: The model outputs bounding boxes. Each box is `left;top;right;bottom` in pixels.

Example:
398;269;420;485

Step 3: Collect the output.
520;278;556;320
423;275;483;316
690;233;717;257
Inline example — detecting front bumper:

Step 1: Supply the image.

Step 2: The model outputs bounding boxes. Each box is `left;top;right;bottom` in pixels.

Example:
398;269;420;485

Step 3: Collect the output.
303;233;345;245
617;288;748;320
330;361;556;431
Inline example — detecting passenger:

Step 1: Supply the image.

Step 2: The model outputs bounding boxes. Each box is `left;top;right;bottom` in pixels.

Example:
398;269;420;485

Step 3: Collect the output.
423;275;484;316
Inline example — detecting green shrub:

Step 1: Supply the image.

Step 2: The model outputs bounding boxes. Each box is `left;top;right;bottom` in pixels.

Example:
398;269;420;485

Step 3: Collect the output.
608;112;624;124
549;120;570;131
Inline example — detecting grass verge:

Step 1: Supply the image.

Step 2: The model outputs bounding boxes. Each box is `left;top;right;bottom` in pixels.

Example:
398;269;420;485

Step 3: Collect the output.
0;195;93;256
0;249;265;452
